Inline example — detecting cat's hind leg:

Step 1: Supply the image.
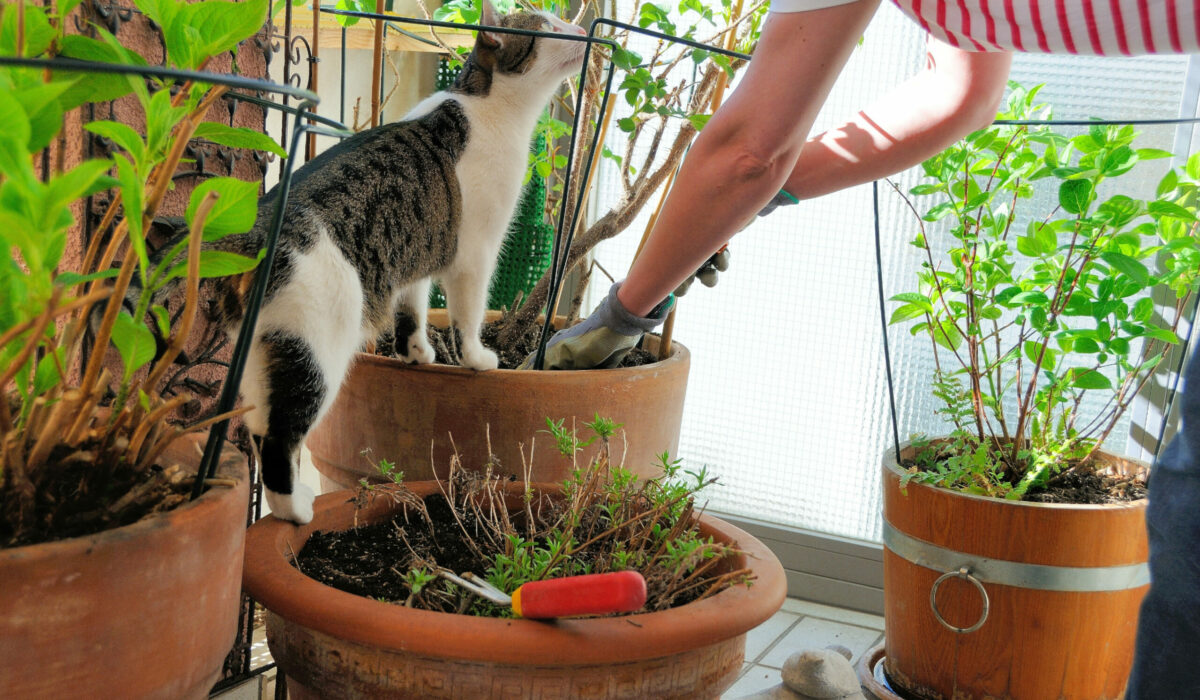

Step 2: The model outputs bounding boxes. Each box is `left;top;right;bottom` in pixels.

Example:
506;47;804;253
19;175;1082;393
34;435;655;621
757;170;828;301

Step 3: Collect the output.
248;234;365;524
254;330;324;524
392;277;435;364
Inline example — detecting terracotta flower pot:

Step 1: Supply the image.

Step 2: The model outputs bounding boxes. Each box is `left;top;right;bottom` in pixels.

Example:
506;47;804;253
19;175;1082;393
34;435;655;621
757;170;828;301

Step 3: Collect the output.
306;310;690;491
0;433;249;700
881;441;1149;699
243;482;787;699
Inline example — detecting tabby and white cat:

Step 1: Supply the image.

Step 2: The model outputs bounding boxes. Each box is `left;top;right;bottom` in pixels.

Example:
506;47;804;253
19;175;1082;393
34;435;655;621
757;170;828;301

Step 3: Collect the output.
211;1;586;523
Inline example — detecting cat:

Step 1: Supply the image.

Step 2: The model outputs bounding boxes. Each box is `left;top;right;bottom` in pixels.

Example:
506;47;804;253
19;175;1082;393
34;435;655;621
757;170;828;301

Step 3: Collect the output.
196;1;586;524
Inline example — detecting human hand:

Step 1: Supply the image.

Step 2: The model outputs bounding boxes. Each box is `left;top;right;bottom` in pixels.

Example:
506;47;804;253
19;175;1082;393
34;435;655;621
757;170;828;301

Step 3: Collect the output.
521;283;674;370
674;246;730;297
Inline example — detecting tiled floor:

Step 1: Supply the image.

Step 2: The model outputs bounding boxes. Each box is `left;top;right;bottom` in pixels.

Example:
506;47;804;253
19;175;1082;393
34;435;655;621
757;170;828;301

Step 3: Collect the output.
227;597;884;699
721;598;884;698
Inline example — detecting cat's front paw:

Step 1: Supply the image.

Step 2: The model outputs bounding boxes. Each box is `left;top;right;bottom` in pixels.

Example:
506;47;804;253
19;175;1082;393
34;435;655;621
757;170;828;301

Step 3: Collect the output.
461;345;499;371
400;337;435;365
265;483;315;524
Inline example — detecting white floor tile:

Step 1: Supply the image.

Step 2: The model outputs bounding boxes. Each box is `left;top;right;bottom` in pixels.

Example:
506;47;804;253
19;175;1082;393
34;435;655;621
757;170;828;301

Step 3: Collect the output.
722;665;782;698
743;611;799;663
759;617;883;669
781;598;885;630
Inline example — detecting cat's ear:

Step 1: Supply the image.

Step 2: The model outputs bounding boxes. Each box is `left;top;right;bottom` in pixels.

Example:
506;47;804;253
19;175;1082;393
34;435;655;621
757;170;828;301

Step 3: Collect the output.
478;0;503;49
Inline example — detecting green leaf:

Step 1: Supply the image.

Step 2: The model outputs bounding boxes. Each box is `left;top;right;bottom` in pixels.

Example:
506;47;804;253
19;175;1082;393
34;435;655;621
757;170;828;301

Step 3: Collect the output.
193;122;287;158
33;347;65;396
15;81;71;153
1073;337;1101;354
85;121;147;166
115;155;147;274
55;268;121;287
1131;297;1155;323
1188;152;1200;180
1143;327;1180;344
889;303;928;325
686;114;711;131
1148;200;1197;221
1071;369;1112;390
1009;291;1050;306
150;305;171;339
1100;251;1152;287
167;0;269;70
186;177;260;240
44;159;118;217
56;35;148;109
167;249;263;281
1136;148;1173;160
0;2;56;57
111;311;157;377
0;90;33;175
932;319;963;351
1059;179;1093;215
611;47;643;71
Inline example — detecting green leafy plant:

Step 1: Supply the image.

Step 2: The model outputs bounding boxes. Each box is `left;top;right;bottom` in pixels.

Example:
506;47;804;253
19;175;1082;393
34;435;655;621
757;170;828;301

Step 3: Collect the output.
1;0;280;545
310;418;752;616
889;83;1200;499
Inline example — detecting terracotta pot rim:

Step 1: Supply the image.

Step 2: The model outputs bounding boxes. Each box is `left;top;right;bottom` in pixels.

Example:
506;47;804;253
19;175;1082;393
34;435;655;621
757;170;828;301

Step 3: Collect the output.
354;337;689;378
244;483;786;665
884;438;1148;511
0;432;247;562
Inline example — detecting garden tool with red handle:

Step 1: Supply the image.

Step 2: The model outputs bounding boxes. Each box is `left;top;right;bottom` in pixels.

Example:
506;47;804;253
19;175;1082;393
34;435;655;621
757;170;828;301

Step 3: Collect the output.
438;569;647;619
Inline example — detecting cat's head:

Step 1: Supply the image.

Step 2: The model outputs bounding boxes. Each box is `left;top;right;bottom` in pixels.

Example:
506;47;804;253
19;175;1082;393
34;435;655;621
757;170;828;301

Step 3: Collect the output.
454;1;587;96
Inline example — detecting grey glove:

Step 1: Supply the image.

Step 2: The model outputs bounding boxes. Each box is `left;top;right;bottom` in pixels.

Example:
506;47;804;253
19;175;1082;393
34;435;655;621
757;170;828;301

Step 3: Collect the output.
522;283;674;370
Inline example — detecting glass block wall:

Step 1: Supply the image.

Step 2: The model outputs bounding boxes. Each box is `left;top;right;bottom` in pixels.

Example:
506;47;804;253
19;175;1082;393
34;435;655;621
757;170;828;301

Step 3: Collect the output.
587;2;1195;542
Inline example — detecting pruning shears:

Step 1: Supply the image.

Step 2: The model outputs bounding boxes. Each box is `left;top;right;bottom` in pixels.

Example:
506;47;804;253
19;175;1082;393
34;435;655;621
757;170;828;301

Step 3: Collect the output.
438;569;647;619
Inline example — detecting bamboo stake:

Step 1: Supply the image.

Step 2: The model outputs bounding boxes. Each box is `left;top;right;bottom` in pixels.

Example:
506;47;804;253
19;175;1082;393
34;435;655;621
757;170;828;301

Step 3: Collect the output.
370;0;384;128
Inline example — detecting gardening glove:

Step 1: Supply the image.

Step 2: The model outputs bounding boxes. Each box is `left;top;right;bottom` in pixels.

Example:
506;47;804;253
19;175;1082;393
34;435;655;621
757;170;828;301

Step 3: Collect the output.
522;282;674;370
674;245;730;297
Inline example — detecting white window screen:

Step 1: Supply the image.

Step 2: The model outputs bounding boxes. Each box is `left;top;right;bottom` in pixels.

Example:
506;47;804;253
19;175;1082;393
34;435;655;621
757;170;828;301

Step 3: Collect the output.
588;4;1192;542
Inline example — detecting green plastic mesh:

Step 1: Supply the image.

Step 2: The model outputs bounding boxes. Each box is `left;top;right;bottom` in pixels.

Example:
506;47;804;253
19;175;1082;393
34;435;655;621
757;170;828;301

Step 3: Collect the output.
428;60;554;311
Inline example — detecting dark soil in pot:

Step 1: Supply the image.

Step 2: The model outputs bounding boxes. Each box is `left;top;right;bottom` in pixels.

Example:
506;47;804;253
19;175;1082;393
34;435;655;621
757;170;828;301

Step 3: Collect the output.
2;438;207;547
376;316;657;370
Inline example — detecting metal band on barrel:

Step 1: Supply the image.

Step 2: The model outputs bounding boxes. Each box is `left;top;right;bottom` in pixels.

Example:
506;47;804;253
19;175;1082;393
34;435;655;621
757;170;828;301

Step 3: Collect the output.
883;521;1149;592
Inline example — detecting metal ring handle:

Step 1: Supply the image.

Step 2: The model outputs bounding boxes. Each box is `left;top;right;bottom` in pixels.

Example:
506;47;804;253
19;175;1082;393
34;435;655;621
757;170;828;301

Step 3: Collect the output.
930;567;990;634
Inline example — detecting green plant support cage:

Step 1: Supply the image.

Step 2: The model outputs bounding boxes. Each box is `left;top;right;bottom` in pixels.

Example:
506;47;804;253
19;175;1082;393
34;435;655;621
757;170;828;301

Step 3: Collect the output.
430;59;555;311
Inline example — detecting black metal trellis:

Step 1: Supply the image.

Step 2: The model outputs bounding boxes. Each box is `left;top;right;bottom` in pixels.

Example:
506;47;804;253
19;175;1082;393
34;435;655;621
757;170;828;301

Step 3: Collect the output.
871;116;1200;466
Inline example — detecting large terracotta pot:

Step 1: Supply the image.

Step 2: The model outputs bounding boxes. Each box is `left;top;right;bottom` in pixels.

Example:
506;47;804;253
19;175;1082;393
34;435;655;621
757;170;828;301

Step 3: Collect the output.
0;433;249;699
881;441;1149;700
307;311;690;491
243;482;787;699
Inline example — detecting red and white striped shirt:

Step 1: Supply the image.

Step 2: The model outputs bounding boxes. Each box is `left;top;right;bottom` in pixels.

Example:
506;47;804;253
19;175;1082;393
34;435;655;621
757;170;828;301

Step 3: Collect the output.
772;0;1200;54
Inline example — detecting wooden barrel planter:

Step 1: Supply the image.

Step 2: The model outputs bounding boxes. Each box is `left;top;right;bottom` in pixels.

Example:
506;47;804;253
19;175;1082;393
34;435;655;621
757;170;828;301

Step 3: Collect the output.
0;434;249;700
881;442;1149;699
242;483;787;700
307;311;689;491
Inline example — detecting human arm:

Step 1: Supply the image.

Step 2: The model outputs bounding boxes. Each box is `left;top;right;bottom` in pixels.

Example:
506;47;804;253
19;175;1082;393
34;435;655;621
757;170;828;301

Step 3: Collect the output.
616;0;882;317
782;37;1012;200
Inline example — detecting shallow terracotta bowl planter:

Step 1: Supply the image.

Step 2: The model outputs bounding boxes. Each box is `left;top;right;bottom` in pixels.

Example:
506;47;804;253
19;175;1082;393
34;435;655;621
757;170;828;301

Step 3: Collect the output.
0;433;249;700
306;310;690;491
243;482;787;699
880;441;1149;700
